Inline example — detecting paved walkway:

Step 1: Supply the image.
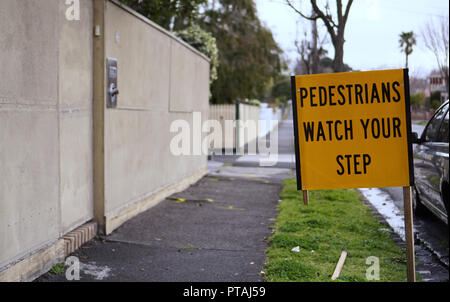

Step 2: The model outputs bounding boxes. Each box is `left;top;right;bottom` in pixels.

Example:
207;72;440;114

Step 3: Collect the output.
37;118;295;282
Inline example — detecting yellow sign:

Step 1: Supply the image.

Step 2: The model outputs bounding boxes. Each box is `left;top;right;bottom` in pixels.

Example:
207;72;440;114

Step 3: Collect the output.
291;69;414;190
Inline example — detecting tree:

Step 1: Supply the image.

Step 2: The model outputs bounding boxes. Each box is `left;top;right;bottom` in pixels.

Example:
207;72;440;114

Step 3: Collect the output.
294;39;328;75
271;76;291;101
398;31;416;69
121;0;284;104
200;0;284;104
119;0;206;31
422;16;449;95
428;91;442;110
294;55;351;75
286;0;353;72
294;19;328;75
410;92;425;109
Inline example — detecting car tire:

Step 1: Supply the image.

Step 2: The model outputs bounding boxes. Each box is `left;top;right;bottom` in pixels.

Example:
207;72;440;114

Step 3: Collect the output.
412;186;426;216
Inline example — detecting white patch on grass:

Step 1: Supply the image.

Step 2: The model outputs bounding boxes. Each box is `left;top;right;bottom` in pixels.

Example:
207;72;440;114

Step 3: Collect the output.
291;246;300;253
359;188;406;241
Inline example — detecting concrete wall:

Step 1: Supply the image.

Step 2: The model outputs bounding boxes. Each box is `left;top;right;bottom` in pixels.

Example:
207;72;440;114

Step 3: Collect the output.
58;0;94;235
0;0;210;278
102;1;210;232
0;0;94;270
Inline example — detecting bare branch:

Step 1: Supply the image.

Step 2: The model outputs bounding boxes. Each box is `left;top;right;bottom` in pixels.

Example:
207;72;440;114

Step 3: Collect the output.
421;16;449;93
336;0;343;24
343;0;353;23
324;1;338;29
422;17;449;81
285;0;318;21
310;0;337;43
287;0;354;72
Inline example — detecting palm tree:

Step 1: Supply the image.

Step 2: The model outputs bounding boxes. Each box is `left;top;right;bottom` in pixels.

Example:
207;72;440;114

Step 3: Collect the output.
399;31;416;68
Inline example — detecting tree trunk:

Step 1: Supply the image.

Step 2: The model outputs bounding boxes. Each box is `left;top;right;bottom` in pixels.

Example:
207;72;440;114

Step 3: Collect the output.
311;14;319;74
332;35;345;72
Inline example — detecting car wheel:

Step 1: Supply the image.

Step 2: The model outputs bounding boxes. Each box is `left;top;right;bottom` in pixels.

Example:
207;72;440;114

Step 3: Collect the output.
412;186;426;216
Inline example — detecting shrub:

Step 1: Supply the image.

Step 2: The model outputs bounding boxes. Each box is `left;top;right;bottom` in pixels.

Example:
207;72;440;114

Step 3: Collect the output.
247;99;261;107
410;92;425;108
175;24;219;85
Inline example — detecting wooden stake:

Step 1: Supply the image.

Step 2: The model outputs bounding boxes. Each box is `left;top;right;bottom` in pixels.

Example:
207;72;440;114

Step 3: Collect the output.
302;190;309;205
331;250;347;280
403;186;416;282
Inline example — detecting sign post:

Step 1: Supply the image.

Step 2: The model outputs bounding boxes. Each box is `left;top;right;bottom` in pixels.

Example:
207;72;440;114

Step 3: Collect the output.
403;186;415;282
302;190;309;205
291;69;415;281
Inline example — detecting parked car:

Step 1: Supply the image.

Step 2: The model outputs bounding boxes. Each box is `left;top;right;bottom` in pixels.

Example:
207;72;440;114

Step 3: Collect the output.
412;100;449;225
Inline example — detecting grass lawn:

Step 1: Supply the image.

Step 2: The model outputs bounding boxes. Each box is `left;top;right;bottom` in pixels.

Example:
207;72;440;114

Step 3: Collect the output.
264;179;418;282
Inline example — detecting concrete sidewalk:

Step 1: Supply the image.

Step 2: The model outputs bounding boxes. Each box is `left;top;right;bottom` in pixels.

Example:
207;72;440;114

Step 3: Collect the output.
37;118;295;282
37;174;285;281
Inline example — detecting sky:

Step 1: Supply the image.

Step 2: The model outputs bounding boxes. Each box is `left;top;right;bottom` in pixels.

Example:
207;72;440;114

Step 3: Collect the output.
255;0;449;78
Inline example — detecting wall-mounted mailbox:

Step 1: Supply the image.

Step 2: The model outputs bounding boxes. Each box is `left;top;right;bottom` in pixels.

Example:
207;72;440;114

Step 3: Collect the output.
106;58;119;108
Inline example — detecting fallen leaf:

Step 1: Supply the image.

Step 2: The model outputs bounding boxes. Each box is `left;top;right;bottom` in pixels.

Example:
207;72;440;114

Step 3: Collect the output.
215;205;246;211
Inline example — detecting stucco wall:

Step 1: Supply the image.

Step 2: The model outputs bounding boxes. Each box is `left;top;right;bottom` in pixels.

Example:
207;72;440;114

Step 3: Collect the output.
0;0;94;269
103;1;210;223
0;0;60;269
0;0;210;273
58;0;94;234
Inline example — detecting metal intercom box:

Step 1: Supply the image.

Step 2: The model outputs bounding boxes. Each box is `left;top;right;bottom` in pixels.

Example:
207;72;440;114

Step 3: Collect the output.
106;58;118;108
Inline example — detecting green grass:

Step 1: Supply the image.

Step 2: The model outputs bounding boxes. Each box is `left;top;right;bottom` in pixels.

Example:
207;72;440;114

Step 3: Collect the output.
49;263;66;275
413;120;427;126
264;179;419;282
